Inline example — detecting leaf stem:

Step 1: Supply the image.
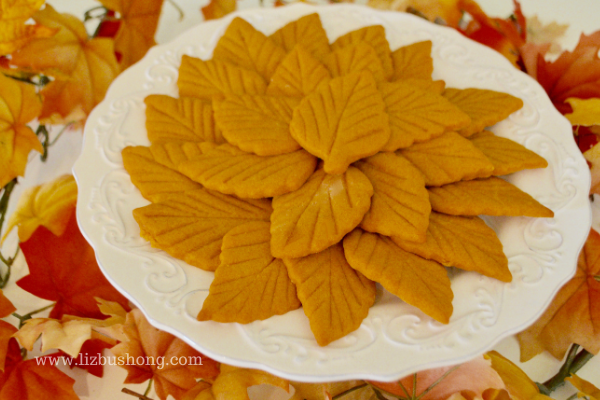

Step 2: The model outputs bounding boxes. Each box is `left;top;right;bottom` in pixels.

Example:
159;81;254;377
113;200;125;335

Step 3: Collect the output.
367;383;405;400
0;246;18;288
332;383;368;399
0;179;17;287
36;125;49;161
569;350;594;375
49;122;74;147
144;380;153;397
121;388;153;400
370;385;395;400
541;344;580;393
12;303;56;328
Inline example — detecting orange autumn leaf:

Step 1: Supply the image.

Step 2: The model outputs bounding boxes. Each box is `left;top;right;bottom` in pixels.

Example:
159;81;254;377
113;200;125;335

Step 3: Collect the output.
0;72;42;188
111;309;220;400
485;351;552;400
0;322;17;372
516;229;600;361
522;30;600;114
207;365;288;400
10;4;120;122
566;375;600;400
98;0;165;68
0;0;56;54
202;0;237;21
370;354;505;400
367;0;463;29
585;142;600;195
0;290;15;319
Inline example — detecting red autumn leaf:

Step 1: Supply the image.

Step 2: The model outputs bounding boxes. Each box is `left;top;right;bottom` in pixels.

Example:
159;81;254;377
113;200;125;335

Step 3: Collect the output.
521;31;600;114
0;322;17;372
0;355;79;400
457;0;525;67
57;339;114;378
111;308;220;400
17;209;130;320
0;290;15;318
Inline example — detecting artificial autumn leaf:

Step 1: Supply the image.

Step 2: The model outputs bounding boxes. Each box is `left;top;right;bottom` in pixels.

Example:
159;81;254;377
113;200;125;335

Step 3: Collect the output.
267;45;331;98
585;143;600;195
324;42;386;82
427;177;554;217
390;41;433;81
198;221;300;323
468;131;548;176
393;212;511;282
10;5;120;121
177;56;267;100
111;309;220;400
145;95;225;145
526;15;568;54
290;72;390;174
291;381;375;400
17;209;130;320
0;290;15;318
442;88;524;137
133;188;272;271
331;25;393;80
182;381;212;400
14;318;93;358
0;322;17;372
178;143;317;199
212;17;286;81
399;131;494;186
344;229;453;323
284;243;376;346
566;375;600;400
270;167;373;259
122;145;202;202
149;141;208;171
3;174;76;243
61;298;128;343
0;358;79;400
522;31;600;114
208;365;288;400
370;354;506;400
0;71;42;188
55;339;114;378
485;351;552;400
356;152;430;241
213;94;301;156
98;0;165;68
564;98;600;126
269;13;330;61
379;81;471;151
368;0;463;28
0;0;55;54
202;0;236;20
516;229;600;361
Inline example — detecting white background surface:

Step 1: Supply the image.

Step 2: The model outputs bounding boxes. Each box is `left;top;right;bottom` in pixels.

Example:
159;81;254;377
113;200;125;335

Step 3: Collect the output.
1;0;599;398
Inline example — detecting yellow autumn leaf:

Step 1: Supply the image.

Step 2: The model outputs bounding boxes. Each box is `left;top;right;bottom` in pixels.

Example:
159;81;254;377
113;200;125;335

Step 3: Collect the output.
379;81;471;151
356;152;431;242
566;375;600;400
390;41;434;81
485;351;552;400
565;98;600;126
99;0;164;68
284;243;376;346
403;78;446;94
266;45;331;98
290;381;375;400
145;95;225;144
332;25;393;80
584;143;600;195
442;88;524;137
149;141;207;171
271;167;373;259
469;131;548;176
324;41;386;82
198;221;300;323
122;145;202;201
62;298;129;343
201;0;236;21
14;318;93;358
399;131;495;186
177;56;267;100
427;177;554;217
209;365;289;400
290;72;390;174
393;212;512;282
178;143;317;199
182;381;213;400
0;72;43;188
212;17;286;81
269;13;331;61
0;0;55;54
344;229;453;323
133;188;272;271
3;174;76;243
213;94;301;156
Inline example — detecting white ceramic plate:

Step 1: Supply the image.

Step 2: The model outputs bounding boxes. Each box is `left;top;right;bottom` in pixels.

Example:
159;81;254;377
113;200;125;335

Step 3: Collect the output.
73;3;591;382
